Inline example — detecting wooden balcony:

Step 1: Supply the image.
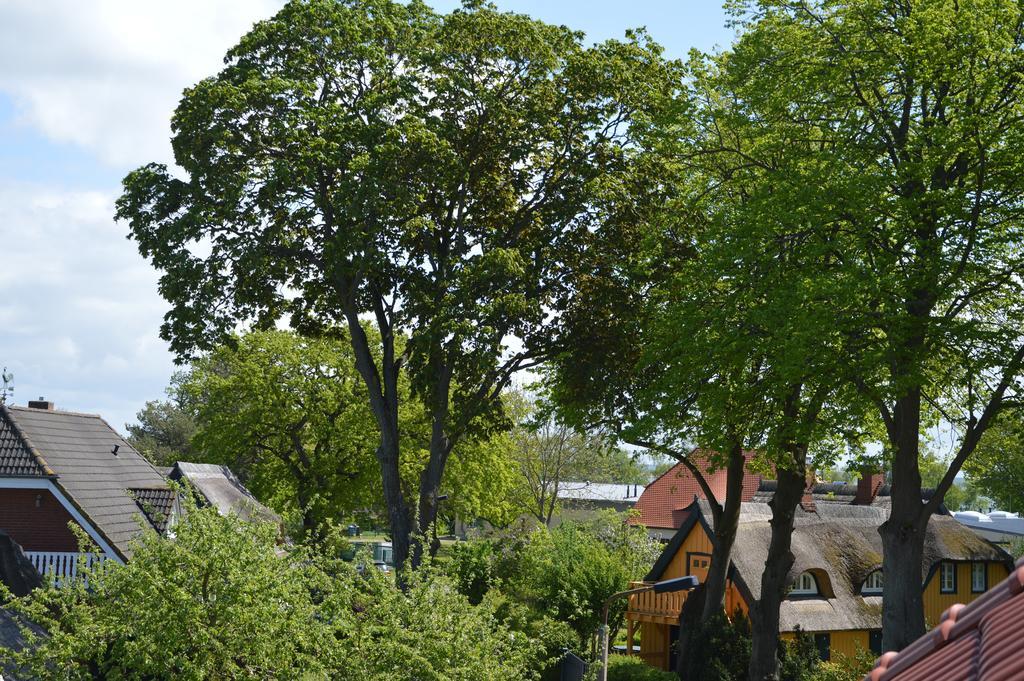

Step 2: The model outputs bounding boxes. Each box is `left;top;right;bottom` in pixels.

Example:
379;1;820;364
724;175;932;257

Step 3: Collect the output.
625;581;687;624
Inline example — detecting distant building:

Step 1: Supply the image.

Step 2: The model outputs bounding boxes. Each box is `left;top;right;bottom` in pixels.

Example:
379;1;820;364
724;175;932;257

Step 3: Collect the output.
0;400;176;578
557;481;645;512
953;510;1024;545
167;461;280;526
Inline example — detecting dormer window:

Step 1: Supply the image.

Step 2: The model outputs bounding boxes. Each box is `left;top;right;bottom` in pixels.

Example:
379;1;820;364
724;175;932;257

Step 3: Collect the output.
790;571;819;596
862;570;883;595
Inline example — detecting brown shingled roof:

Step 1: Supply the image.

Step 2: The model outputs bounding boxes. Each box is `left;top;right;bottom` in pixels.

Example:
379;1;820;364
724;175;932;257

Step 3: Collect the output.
866;557;1024;681
130;487;177;534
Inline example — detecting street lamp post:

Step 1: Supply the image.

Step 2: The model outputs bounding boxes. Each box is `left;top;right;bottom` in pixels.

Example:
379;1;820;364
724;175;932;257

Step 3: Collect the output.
597;575;699;681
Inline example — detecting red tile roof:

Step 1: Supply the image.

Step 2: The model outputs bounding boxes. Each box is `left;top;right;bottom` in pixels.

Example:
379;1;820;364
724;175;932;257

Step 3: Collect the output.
633;449;762;529
866;556;1024;681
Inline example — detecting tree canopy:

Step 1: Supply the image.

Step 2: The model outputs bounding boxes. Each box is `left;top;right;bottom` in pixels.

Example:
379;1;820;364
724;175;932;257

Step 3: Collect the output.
116;0;677;575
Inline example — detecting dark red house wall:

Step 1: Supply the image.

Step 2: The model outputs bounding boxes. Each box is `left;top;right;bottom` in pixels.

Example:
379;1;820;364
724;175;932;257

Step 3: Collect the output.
0;488;82;552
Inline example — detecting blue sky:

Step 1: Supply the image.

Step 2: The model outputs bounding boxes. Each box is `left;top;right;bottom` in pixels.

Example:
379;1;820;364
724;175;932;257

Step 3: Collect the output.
0;1;732;431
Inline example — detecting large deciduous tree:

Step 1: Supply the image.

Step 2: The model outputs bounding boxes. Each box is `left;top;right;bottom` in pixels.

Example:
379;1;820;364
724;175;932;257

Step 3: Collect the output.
116;0;675;575
722;0;1024;651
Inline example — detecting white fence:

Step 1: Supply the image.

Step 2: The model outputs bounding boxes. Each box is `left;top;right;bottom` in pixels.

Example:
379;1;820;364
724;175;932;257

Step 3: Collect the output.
24;551;106;585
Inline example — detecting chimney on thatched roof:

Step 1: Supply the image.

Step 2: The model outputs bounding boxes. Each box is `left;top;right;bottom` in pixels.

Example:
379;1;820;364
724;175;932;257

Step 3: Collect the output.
854;466;886;506
800;470;817;513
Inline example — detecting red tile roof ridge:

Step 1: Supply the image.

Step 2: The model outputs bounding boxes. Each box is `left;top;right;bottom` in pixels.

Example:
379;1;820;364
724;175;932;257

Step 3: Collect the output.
866;563;1024;681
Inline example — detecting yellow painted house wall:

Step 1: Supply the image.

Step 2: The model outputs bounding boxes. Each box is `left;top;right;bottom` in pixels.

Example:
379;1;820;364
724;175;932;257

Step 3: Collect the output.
780;630;871;660
657;520;749;615
922;560;1010;627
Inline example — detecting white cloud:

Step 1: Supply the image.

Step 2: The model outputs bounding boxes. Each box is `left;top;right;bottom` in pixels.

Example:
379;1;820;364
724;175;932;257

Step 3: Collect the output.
0;0;282;167
0;183;177;430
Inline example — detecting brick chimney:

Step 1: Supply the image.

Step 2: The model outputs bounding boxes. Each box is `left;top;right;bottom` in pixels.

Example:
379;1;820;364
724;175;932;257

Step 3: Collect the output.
854;467;886;505
800;470;817;513
27;397;54;411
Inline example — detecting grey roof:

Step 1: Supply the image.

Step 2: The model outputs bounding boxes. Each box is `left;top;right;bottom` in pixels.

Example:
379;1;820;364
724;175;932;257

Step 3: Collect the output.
953;510;1024;538
129;487;177;534
169;461;280;525
1;608;39;680
650;499;1011;633
1;405;171;559
557;481;645;503
751;480;941;510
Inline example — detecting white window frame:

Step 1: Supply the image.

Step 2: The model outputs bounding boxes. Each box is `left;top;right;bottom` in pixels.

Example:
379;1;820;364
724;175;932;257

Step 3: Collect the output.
971;562;987;593
862;570;883;595
790;572;818;596
940;562;956;594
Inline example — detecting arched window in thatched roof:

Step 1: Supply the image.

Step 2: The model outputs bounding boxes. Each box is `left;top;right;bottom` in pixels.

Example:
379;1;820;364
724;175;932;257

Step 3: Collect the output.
790;571;819;596
862;569;883;595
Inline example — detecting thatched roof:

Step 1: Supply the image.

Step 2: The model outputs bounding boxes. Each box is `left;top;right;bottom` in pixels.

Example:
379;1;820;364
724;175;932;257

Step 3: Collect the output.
649;500;1011;633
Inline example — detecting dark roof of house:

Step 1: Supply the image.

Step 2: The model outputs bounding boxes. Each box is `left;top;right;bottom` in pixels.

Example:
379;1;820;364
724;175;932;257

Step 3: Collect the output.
0;409;48;477
129;487;177;534
865;557;1024;681
169;461;280;525
0;405;172;559
650;500;1011;634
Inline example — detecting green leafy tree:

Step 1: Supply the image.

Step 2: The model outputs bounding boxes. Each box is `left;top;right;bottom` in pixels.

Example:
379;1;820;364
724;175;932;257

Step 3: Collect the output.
116;0;675;576
508;511;659;648
506;392;624;527
964;410;1024;513
125;377;198;466
179;329;382;537
719;0;1024;652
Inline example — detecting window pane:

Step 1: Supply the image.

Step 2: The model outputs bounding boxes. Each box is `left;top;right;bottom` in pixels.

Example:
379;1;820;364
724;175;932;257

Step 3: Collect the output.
972;563;986;592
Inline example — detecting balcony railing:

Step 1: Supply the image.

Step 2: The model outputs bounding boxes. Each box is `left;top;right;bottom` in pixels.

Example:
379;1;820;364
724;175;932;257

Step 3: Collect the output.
626;581;688;621
25;551;106;586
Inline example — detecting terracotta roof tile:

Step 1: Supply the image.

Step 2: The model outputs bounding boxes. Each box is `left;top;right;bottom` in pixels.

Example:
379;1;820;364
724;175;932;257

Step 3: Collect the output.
867;559;1024;681
632;449;761;529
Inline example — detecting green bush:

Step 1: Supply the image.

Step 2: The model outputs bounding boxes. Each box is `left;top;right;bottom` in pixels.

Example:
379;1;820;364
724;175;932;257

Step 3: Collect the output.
0;497;544;680
606;655;679;681
683;612;752;681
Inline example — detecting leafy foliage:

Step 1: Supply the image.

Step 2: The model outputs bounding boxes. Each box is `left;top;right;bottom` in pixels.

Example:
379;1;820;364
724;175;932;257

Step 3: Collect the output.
0;495;543;680
445;511;659;650
179;329;382;536
964;409;1024;513
605;655;679;681
116;0;677;573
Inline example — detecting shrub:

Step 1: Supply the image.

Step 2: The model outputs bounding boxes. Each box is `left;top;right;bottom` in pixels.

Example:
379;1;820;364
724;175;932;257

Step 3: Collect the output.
0;497;544;680
684;612;752;681
606;655;679;681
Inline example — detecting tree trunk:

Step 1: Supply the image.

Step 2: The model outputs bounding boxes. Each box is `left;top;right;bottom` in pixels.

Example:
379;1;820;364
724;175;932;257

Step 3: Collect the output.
881;388;927;651
378;433;413;583
880;516;927;651
703;445;747;620
748;464;804;681
676;443;747;677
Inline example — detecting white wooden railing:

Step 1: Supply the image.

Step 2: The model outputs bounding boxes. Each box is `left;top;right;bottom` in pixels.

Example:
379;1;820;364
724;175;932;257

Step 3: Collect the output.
24;551;106;586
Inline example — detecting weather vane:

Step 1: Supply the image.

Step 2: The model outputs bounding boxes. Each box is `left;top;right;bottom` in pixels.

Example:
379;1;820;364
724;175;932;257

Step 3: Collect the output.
1;367;13;404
